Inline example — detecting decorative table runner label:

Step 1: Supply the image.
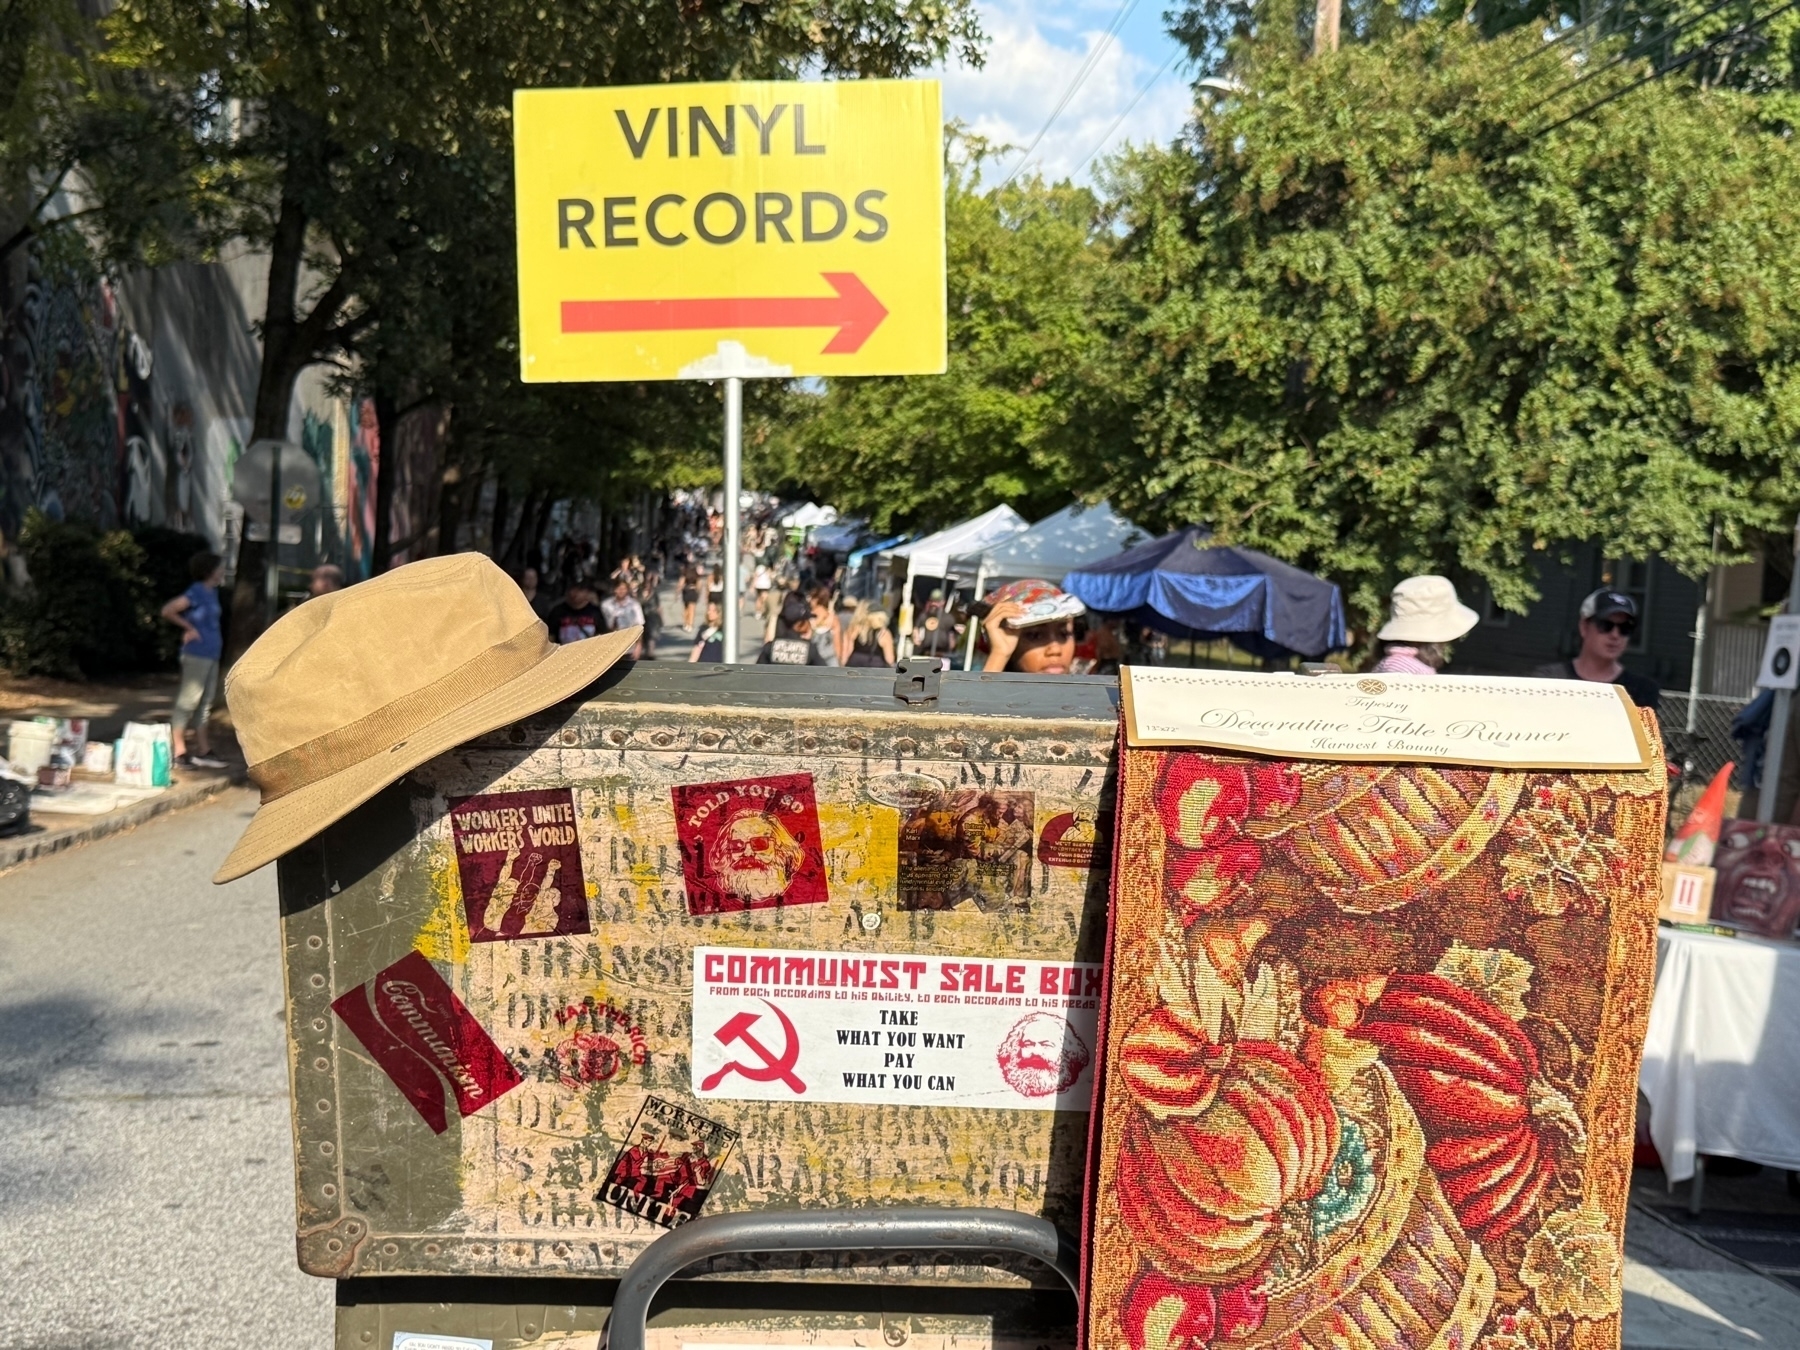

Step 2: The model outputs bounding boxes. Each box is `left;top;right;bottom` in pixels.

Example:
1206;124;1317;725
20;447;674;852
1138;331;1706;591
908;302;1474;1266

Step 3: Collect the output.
691;945;1101;1111
1122;668;1654;768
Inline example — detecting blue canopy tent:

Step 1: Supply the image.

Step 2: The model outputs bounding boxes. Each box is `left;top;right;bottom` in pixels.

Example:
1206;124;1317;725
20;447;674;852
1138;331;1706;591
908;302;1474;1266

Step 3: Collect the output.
1062;527;1347;659
842;532;912;600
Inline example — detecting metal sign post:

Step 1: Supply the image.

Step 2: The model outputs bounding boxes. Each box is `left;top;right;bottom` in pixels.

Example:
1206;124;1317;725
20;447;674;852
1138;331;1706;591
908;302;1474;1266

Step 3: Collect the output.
266;445;283;618
511;79;948;665
1756;510;1800;823
722;376;743;662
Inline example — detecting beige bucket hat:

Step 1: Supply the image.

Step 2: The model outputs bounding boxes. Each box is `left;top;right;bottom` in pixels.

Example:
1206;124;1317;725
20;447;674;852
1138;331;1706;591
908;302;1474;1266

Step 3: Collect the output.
213;553;639;883
1376;575;1480;644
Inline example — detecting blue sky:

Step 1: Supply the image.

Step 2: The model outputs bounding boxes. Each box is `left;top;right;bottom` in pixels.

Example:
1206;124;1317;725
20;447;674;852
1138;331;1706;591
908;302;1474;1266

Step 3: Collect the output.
936;0;1195;185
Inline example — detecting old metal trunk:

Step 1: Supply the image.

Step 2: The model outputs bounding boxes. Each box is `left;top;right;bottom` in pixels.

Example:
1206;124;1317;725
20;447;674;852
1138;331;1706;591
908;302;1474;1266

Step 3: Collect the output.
278;666;1119;1287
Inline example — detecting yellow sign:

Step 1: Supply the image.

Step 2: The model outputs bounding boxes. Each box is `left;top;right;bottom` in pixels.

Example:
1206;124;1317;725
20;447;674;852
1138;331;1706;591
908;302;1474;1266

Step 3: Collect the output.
514;80;945;382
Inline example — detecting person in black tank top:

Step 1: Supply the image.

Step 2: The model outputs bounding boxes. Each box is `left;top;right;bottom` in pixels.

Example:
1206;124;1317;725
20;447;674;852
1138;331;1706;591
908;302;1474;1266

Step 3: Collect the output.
843;603;896;668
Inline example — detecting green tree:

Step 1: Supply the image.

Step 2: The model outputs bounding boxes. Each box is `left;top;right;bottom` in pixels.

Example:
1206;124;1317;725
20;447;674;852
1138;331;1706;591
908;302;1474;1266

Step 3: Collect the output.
758;134;1127;533
1086;15;1800;631
0;510;154;677
96;0;985;447
1;0;242;268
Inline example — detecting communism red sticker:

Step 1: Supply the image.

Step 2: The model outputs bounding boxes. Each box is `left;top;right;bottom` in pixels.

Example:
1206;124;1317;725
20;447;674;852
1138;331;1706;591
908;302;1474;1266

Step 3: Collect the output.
331;950;523;1134
672;772;829;915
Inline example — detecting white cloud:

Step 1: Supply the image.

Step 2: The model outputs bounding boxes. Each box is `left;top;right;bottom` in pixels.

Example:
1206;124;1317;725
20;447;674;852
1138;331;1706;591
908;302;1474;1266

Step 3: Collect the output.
938;0;1192;186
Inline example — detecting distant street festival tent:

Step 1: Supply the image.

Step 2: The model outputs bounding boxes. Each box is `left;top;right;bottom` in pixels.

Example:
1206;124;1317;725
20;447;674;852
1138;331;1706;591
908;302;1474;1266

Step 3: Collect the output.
807;520;867;556
884;504;1029;587
885;504;1029;655
952;501;1145;667
950;501;1144;592
1062;526;1347;659
777;502;838;529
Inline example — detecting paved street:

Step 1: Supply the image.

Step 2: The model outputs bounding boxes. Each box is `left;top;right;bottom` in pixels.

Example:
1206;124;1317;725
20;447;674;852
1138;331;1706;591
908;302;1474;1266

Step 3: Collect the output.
4;790;1800;1349
0;788;332;1349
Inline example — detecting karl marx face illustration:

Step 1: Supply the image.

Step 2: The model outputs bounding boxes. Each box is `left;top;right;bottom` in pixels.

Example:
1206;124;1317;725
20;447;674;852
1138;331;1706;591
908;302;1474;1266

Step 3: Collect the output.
715;807;806;905
997;1011;1092;1098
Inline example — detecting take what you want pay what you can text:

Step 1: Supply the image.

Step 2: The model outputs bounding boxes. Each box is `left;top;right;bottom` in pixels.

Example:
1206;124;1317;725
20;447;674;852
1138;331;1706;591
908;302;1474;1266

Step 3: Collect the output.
691;945;1102;1112
513;80;947;381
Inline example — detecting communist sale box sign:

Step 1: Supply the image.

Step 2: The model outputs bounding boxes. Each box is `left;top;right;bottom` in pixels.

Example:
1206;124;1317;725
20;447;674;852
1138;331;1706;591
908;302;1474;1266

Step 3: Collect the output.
513;80;946;381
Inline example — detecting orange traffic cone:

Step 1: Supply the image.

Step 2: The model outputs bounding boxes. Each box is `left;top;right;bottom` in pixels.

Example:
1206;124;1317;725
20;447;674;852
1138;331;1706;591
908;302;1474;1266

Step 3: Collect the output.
1665;762;1734;866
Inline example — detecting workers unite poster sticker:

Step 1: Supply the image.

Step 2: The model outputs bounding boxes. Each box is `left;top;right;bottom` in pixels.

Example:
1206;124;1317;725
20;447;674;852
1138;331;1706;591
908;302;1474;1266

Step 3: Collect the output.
450;788;590;942
513;80;947;381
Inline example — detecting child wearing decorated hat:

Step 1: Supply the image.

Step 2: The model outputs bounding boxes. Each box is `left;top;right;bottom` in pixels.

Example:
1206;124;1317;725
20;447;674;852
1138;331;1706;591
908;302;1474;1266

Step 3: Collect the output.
979;578;1087;675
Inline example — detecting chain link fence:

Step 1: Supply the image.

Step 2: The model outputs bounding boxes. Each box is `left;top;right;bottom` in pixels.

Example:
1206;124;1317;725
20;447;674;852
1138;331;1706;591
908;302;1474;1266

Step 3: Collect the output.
1662;690;1752;819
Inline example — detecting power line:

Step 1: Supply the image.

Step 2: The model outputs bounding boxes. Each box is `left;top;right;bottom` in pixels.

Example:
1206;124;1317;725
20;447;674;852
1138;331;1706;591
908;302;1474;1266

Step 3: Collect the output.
1073;48;1180;179
1524;0;1756;116
1533;0;1800;137
1505;0;1628;72
999;0;1147;188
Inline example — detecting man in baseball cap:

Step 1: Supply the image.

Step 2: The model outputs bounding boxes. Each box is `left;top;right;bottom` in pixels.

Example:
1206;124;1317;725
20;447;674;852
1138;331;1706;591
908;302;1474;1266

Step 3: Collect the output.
1534;587;1660;709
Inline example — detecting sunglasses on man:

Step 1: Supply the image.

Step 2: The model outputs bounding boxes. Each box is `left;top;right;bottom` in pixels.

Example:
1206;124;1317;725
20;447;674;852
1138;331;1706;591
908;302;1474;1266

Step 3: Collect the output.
1592;617;1635;636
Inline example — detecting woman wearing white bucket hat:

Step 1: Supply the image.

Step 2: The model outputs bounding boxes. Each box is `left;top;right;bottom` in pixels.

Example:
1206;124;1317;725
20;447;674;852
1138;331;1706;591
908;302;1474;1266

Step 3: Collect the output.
1370;575;1479;674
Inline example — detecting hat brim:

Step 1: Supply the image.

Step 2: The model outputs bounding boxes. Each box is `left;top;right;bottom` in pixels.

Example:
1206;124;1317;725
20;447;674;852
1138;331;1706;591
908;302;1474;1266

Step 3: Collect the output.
212;626;641;884
1001;599;1088;629
1376;602;1480;644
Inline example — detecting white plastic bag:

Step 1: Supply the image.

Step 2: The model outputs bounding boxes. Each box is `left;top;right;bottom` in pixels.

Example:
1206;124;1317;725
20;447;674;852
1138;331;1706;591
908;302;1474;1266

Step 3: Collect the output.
115;722;172;788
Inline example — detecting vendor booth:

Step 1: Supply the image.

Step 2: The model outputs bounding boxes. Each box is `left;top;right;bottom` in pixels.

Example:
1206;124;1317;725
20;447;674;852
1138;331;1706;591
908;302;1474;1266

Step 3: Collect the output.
1063;525;1348;660
951;501;1143;667
885;504;1028;655
1639;926;1800;1198
950;501;1141;591
803;518;868;579
279;655;1664;1349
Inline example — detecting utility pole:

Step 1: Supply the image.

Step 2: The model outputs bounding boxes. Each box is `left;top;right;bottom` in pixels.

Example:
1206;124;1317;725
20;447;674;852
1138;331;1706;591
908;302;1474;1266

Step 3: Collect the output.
1313;0;1341;54
1756;509;1800;822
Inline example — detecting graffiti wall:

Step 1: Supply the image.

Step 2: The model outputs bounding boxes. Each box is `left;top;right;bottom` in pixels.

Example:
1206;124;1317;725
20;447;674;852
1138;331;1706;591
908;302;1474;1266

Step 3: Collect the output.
0;255;123;536
0;239;368;569
341;396;447;578
1;236;442;581
0;244;264;551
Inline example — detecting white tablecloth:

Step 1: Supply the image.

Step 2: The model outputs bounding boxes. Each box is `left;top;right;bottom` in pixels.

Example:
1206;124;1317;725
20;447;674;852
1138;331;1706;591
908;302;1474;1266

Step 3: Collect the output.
1638;926;1800;1182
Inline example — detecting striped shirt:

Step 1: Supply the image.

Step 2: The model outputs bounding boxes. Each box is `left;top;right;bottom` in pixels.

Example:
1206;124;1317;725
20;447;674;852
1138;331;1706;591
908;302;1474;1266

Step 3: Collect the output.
1371;647;1437;675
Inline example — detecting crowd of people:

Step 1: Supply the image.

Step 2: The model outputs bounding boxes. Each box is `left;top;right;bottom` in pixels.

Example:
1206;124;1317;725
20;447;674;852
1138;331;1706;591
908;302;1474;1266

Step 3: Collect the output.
152;491;1670;774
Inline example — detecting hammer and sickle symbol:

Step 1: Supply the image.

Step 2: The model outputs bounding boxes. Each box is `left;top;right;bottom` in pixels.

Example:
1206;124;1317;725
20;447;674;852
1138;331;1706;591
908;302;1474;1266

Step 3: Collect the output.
699;999;806;1095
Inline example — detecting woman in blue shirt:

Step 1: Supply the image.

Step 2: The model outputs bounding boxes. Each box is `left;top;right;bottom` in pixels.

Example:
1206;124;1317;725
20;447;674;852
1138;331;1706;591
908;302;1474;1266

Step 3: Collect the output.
159;551;229;769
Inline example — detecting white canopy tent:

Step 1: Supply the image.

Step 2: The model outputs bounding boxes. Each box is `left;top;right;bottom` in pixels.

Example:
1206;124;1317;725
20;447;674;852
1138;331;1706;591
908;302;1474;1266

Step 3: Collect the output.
885;504;1028;580
778;502;838;528
950;501;1144;668
882;504;1028;656
949;500;1143;591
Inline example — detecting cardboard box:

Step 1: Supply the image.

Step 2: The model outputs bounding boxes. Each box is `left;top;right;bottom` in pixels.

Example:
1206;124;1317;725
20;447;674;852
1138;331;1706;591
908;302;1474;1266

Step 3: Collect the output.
1660;860;1716;923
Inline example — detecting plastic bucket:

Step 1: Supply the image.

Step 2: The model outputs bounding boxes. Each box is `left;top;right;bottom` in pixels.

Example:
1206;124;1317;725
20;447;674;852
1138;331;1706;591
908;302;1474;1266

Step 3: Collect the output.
8;722;56;777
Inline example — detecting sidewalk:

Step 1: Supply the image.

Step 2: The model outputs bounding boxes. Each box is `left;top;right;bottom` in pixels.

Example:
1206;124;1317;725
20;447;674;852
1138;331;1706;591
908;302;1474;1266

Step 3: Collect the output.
0;670;189;740
0;671;245;875
0;766;244;875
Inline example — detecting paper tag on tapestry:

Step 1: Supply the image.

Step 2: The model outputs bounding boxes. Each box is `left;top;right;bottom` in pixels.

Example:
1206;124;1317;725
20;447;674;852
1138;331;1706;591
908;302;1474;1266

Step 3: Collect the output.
1122;668;1654;769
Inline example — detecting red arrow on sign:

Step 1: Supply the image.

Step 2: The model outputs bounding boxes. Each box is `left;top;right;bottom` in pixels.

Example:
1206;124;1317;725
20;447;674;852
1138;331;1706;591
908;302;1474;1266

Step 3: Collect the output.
561;272;889;355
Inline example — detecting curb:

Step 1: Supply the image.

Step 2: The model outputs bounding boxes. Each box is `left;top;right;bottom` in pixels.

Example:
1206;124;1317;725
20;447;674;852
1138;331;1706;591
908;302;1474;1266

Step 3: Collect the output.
0;771;249;876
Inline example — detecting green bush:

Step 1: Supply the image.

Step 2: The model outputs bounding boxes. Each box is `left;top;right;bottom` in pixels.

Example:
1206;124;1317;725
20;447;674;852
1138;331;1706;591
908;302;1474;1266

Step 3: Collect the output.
0;510;158;679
